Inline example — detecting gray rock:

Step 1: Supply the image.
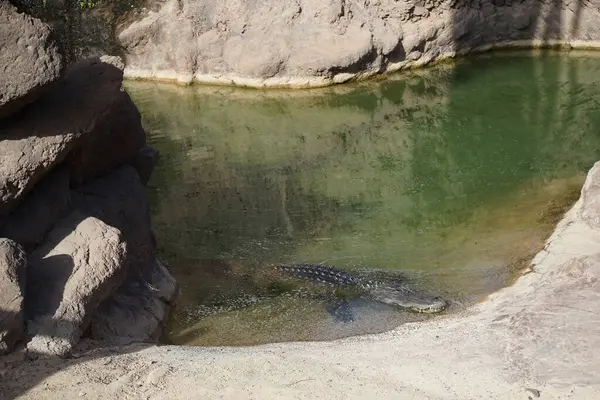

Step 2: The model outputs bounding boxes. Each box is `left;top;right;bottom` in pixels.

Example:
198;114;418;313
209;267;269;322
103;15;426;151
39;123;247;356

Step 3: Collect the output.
66;89;147;185
99;55;125;71
73;166;174;343
579;160;600;229
129;145;159;186
0;57;124;217
0;167;71;251
0;2;63;118
72;165;155;279
90;259;179;344
25;212;127;357
0;239;27;354
117;0;600;87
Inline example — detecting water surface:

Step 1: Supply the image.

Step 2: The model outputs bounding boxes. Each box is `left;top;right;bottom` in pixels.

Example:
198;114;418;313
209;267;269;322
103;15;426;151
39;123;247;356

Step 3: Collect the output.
125;51;600;346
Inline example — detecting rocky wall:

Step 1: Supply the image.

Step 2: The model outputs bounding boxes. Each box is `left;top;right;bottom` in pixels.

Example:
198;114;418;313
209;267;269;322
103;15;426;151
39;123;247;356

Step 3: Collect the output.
0;2;178;357
118;0;600;87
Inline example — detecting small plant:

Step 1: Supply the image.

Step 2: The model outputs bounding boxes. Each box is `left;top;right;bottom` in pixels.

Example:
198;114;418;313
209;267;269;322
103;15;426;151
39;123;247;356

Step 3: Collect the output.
77;0;97;8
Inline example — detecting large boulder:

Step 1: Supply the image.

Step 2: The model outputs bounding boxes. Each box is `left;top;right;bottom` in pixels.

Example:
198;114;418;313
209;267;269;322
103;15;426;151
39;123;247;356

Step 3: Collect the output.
72;165;156;278
66;87;147;185
0;57;124;217
90;259;178;344
0;166;71;251
0;2;63;118
25;212;127;357
118;0;600;87
72;166;177;343
0;239;27;354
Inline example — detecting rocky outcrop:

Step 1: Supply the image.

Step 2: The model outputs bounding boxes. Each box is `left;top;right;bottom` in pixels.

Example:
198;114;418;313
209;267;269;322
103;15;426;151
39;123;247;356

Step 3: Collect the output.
72;165;156;279
0;57;125;217
90;259;178;344
0;239;26;354
25;213;127;357
0;5;177;356
579;161;600;229
65;88;147;185
72;166;178;344
0;1;63;117
117;0;600;87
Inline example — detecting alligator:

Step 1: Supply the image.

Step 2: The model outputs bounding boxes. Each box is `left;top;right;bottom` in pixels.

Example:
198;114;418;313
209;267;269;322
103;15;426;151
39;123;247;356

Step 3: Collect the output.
266;263;448;314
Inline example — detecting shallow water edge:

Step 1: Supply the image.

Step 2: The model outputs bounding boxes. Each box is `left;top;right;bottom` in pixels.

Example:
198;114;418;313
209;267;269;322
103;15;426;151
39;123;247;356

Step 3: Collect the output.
123;42;600;89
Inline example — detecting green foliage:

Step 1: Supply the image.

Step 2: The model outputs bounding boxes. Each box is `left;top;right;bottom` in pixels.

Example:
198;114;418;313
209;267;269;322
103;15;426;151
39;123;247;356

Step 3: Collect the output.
11;0;99;11
77;0;98;8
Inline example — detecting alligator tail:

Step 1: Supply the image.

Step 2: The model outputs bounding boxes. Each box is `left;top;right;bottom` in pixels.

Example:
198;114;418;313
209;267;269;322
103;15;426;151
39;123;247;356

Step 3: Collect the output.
267;263;360;286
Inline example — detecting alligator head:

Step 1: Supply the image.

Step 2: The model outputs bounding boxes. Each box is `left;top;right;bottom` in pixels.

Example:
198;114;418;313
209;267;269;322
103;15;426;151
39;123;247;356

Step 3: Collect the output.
365;283;448;313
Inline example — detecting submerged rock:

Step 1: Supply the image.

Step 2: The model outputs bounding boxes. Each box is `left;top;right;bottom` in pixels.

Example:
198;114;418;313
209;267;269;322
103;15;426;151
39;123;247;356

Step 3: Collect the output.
25;212;127;357
129;145;159;186
0;239;27;354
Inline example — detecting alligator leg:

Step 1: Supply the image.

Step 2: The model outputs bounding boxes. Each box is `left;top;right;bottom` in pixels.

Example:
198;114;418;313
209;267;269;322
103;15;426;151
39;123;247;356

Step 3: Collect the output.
325;297;355;323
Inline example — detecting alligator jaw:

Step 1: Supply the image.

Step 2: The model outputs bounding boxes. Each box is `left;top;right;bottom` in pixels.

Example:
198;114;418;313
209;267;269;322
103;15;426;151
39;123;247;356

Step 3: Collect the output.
405;299;448;314
367;284;448;314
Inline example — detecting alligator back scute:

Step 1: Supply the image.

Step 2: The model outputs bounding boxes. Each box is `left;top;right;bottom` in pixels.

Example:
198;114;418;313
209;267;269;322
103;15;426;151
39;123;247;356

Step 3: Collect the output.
269;264;361;286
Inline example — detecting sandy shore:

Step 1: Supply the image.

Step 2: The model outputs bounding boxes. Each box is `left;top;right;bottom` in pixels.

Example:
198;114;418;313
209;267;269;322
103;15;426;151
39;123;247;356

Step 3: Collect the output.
3;163;600;399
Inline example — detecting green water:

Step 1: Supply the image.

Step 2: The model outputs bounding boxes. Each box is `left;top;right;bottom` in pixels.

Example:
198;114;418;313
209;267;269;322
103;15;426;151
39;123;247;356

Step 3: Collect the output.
125;51;600;346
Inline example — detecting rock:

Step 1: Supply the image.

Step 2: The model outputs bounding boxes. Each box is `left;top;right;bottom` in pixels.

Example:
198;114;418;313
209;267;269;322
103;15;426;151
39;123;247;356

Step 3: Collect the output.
579;160;600;229
0;167;71;251
0;239;27;355
66;89;147;185
0;57;124;217
0;2;63;118
90;259;179;344
72;166;172;343
116;0;600;87
129;145;159;186
25;212;127;357
118;0;389;86
72;165;155;277
99;55;125;71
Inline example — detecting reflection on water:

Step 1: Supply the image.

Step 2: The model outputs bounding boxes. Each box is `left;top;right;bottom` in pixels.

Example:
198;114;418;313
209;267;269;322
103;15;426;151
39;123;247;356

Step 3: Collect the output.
125;51;600;346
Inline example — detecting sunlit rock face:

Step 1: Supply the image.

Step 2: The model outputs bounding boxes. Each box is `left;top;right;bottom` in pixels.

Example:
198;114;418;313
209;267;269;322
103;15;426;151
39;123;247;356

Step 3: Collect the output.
114;0;600;86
